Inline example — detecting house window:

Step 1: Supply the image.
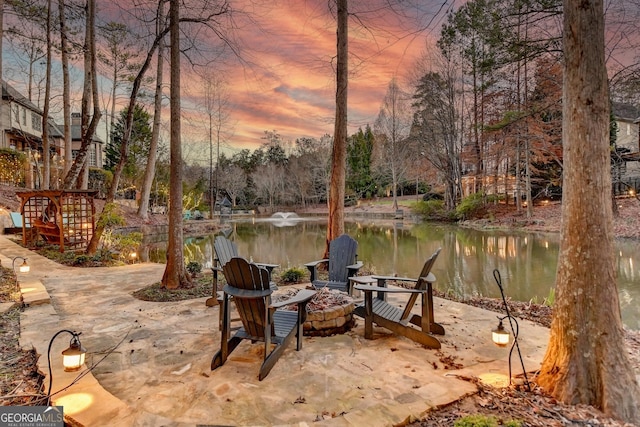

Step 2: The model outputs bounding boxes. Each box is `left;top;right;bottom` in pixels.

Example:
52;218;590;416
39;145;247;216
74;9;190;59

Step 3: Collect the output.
89;148;96;167
31;113;42;131
13;104;19;124
22;108;26;125
627;123;631;136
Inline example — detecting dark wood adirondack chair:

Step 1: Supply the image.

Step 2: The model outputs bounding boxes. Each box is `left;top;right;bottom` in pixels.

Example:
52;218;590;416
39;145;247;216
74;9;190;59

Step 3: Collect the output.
353;248;444;349
206;235;279;307
304;234;363;295
211;257;316;380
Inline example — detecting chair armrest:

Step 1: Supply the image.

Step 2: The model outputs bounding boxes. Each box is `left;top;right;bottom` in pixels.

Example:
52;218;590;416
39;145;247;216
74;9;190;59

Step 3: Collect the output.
371;272;436;283
371;275;416;282
305;259;328;282
270;289;316;308
256;262;279;273
304;259;328;268
421;273;436;282
346;261;363;273
353;284;430;294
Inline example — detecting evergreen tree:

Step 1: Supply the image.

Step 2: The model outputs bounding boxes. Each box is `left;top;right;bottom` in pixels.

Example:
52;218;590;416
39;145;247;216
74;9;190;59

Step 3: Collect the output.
347;126;374;198
105;104;152;188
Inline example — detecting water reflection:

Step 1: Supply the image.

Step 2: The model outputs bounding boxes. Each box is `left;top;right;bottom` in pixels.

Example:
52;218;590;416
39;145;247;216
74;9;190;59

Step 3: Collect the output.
141;218;640;330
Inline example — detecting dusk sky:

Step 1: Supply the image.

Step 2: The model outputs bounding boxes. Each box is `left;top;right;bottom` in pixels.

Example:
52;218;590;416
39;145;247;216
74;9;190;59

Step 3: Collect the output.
1;0;453;156
177;0;452;153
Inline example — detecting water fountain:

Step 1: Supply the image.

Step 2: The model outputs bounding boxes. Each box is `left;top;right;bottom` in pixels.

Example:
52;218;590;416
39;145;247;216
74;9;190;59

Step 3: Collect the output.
271;212;301;219
268;212;303;227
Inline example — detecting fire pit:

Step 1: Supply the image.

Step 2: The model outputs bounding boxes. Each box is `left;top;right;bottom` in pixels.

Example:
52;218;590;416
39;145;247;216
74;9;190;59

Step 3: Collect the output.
276;287;356;336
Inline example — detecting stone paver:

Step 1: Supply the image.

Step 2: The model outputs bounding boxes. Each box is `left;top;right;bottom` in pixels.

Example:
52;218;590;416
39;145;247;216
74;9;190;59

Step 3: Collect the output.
1;234;550;426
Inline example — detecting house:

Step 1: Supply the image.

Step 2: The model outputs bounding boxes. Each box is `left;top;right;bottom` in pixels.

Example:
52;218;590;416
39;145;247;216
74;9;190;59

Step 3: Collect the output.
70;112;104;169
0;80;104;189
612;102;640;195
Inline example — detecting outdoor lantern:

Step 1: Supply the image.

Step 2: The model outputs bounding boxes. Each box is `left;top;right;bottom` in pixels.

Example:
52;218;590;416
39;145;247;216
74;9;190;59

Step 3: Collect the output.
47;330;87;405
62;334;87;372
12;256;30;274
490;269;531;391
492;318;510;347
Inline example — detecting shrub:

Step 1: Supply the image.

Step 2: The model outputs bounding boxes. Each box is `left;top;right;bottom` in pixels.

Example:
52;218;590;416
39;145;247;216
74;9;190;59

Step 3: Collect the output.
455;193;487;220
100;230;143;262
97;203;126;229
412;199;446;220
73;254;90;266
454;415;497;427
281;267;306;283
454;414;521;427
186;261;203;277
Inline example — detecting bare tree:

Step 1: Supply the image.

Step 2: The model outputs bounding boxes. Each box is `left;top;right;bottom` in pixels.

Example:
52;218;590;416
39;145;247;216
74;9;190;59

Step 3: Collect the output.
327;0;348;250
197;71;232;217
537;0;640;422
373;78;413;210
253;163;284;211
58;0;72;175
63;0;101;188
137;0;165;220
97;22;139;152
218;163;245;207
162;0;190;289
41;0;52;189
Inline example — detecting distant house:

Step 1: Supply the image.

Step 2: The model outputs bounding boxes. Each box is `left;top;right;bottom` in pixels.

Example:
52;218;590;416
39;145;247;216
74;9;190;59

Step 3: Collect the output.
612;102;640;195
0;80;47;153
70;112;104;169
0;80;104;188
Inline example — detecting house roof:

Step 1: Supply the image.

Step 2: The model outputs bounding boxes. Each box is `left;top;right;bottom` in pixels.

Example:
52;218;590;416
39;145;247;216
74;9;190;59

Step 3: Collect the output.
1;80;42;114
612;101;640;122
71;122;104;144
48;120;63;138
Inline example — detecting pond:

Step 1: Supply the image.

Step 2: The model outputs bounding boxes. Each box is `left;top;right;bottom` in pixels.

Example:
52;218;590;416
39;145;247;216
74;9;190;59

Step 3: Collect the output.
141;215;640;330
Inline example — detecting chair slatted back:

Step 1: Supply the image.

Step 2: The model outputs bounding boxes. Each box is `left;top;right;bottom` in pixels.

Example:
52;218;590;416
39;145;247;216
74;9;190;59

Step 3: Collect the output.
215;236;239;268
222;257;272;338
400;248;441;321
328;234;358;283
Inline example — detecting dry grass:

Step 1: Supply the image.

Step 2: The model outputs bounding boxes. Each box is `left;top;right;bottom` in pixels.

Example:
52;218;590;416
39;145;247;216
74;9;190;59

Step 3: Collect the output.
0;266;46;406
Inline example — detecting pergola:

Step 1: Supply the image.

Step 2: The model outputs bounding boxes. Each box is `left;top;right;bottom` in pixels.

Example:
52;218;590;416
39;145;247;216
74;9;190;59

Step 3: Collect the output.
17;189;97;253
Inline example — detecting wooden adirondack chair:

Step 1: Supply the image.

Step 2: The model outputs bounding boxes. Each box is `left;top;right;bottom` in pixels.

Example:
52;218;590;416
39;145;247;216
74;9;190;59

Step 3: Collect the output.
206;235;279;307
353;248;444;349
304;234;363;295
211;257;316;380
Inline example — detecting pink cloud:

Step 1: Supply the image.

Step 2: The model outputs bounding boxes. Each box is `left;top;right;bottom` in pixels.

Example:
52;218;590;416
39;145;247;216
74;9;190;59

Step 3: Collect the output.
217;3;430;149
101;0;435;151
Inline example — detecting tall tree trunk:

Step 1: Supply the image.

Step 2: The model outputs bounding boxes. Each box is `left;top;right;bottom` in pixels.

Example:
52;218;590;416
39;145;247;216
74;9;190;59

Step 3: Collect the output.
327;0;347;254
41;0;52;189
138;0;166;220
63;0;101;188
162;0;190;289
537;0;640;422
59;0;71;175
